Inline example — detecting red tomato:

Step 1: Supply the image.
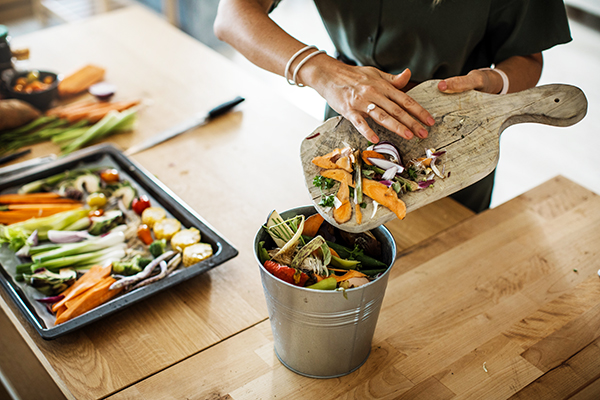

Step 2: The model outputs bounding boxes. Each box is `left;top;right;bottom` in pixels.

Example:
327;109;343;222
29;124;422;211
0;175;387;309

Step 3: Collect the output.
100;169;120;183
132;195;151;215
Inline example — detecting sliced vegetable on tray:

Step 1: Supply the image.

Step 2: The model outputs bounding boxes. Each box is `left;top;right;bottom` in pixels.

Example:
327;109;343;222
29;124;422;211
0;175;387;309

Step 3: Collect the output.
0;165;215;325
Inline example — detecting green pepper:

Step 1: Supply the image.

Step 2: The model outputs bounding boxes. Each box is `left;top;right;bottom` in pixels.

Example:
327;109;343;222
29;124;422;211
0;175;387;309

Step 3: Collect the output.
307;276;337;290
326;241;387;270
329;255;361;270
257;241;270;265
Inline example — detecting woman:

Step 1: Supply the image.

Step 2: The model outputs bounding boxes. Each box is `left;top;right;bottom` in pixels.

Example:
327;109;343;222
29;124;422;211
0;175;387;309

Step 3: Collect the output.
214;0;572;211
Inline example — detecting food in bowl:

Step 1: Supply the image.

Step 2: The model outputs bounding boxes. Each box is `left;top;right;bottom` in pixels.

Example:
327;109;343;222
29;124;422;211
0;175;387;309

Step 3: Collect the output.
11;70;55;93
1;69;60;110
257;209;389;290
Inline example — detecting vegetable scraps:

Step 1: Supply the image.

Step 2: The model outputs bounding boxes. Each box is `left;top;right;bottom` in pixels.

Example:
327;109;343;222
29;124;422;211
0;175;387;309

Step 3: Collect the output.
311;142;447;224
259;210;388;291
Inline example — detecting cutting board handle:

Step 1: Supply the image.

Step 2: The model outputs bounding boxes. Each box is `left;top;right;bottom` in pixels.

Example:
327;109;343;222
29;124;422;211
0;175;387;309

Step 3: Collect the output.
497;84;587;135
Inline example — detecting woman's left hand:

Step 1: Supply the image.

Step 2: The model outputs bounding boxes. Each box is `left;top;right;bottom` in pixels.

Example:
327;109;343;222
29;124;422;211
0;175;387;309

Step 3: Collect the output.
437;53;544;95
437;69;503;94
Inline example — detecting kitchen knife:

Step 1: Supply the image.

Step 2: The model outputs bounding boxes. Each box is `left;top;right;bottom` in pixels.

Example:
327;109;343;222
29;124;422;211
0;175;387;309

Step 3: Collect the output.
124;96;245;156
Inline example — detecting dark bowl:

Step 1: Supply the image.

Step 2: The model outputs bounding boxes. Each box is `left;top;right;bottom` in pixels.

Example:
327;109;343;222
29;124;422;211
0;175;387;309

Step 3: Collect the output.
1;69;61;111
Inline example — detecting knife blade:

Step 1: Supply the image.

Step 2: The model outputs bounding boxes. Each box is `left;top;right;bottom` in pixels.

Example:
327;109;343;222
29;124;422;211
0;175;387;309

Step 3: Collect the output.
124;96;245;156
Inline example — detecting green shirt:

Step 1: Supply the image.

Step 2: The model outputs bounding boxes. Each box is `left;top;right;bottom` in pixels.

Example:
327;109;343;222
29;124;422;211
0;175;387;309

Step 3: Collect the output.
304;0;572;82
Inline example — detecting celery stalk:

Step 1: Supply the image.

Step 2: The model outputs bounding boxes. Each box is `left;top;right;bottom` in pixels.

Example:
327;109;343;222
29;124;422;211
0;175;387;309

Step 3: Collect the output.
31;245;126;272
33;231;125;263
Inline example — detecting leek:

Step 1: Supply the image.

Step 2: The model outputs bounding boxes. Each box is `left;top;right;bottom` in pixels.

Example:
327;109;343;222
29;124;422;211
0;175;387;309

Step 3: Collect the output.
32;230;125;263
30;245;126;272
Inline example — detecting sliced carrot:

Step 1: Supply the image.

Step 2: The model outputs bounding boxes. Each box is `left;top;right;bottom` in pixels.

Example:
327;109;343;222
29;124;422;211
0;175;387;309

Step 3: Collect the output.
303;213;325;238
322;169;407;221
332;269;366;283
334;156;353;173
46;101;98;117
6;203;82;211
85;100;140;123
328;247;340;258
362;179;406;220
55;276;122;325
333;183;352;224
311;148;341;170
414;157;432;167
52;264;112;312
361;150;386;166
320;169;353;187
0;193;63;204
355;203;363;224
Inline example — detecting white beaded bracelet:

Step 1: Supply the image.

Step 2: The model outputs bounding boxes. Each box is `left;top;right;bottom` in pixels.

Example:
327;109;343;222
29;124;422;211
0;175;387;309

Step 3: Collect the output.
479;67;509;95
285;45;316;85
292;50;326;87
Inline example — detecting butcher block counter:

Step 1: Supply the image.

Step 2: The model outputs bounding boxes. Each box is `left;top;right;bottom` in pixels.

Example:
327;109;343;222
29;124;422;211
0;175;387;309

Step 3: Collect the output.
1;5;599;400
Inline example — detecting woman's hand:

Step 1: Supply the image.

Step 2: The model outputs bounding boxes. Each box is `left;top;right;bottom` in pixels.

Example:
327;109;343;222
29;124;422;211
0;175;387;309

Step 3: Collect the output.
303;61;435;143
438;53;544;95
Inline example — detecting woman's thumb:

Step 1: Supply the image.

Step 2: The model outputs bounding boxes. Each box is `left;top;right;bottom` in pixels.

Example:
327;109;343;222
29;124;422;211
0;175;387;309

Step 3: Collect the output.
391;68;412;90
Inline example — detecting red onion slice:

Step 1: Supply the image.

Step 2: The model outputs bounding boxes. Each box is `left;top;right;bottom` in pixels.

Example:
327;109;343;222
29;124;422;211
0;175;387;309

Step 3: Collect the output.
368;142;403;165
368;158;404;174
48;230;91;243
381;166;398;181
418;179;435;189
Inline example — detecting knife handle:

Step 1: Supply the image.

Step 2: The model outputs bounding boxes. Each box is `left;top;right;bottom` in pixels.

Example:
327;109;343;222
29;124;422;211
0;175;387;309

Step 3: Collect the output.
207;96;245;119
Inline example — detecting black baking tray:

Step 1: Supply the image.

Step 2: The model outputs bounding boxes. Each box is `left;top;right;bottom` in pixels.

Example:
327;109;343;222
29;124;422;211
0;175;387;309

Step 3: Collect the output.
0;144;238;339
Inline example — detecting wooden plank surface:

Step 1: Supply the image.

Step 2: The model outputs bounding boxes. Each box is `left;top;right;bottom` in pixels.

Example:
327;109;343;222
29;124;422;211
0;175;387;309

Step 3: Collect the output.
107;176;600;399
0;5;475;399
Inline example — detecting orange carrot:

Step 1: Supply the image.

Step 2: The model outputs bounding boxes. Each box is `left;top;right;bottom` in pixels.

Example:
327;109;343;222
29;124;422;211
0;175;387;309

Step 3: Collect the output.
332;269;367;283
85;100;140;123
361;150;386;166
55;276;122;324
46;101;98;117
355;203;363;224
333;183;352;224
0;193;81;205
52;264;112;313
303;213;325;237
5;203;82;211
0;206;83;224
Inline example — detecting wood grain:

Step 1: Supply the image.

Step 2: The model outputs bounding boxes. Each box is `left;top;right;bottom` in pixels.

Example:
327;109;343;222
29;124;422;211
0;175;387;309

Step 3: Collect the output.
106;176;600;399
300;81;588;233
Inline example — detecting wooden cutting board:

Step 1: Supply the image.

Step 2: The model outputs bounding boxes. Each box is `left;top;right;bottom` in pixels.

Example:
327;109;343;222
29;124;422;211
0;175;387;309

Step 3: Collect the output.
300;80;587;233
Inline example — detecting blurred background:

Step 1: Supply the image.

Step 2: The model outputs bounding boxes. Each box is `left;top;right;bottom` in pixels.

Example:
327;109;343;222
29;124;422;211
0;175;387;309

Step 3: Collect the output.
1;0;599;208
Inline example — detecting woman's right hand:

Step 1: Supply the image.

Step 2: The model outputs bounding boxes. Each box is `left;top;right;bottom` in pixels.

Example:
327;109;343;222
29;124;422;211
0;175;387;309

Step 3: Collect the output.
301;59;435;143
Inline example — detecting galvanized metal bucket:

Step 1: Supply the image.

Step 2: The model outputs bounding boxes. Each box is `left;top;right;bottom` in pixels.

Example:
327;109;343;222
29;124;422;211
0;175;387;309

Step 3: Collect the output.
254;205;396;378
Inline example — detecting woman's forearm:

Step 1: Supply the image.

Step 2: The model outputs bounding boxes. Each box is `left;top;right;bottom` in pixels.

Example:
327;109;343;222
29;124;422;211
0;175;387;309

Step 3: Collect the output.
495;53;543;93
214;0;314;77
439;53;544;94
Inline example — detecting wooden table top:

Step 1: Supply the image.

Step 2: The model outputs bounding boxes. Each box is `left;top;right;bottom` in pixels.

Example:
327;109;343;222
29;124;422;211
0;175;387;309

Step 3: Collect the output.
1;5;599;400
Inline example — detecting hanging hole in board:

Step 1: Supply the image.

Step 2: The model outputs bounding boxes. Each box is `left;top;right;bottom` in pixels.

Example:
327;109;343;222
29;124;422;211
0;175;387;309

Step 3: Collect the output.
554;98;560;103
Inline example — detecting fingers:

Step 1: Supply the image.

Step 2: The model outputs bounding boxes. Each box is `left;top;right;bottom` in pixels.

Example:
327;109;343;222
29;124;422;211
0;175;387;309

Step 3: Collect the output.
347;113;380;143
390;68;411;90
438;71;484;93
364;102;419;140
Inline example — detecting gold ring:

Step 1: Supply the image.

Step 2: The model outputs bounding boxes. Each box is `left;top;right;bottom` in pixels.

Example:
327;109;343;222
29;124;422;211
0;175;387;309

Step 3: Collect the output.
367;103;376;112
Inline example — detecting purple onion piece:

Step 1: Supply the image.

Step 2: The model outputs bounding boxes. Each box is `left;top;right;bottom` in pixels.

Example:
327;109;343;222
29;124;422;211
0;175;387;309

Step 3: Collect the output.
47;230;91;243
381;166;398;181
379;180;394;187
36;294;65;304
369;157;404;174
418;179;435;189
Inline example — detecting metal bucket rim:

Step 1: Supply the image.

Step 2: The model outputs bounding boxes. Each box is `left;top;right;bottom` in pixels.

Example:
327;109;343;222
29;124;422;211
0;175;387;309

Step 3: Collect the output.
254;205;396;293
